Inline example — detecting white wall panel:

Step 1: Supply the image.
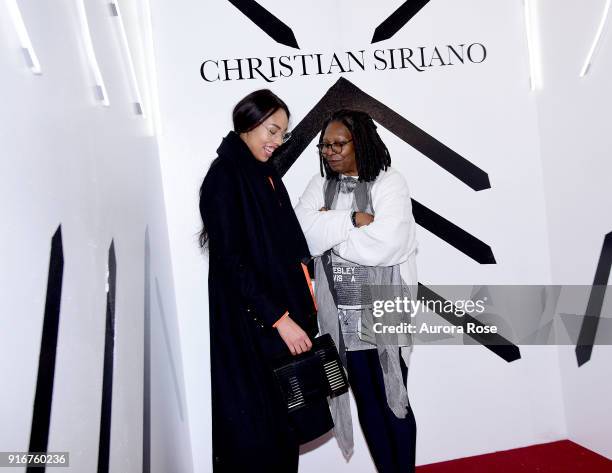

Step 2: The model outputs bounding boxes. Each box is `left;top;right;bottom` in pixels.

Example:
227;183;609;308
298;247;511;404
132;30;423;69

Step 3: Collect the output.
0;0;192;471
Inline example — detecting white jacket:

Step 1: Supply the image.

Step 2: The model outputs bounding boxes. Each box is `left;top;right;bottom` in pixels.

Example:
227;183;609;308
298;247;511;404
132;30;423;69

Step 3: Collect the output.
294;167;418;288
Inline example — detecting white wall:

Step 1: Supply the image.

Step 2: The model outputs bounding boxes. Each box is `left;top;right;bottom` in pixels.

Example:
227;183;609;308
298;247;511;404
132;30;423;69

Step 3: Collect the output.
0;0;191;471
535;0;612;459
149;1;576;471
11;1;611;472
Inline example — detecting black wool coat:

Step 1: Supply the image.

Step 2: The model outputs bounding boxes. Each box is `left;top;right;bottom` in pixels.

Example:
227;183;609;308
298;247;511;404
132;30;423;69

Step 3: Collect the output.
199;131;319;472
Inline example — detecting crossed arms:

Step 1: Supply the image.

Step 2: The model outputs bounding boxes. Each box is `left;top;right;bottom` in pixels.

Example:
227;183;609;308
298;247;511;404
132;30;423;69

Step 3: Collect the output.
294;169;417;267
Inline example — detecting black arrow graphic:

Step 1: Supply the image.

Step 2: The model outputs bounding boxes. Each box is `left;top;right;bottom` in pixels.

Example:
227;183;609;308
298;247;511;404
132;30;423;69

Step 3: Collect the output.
576;231;612;366
143;229;151;473
274;77;490;191
227;0;299;49
28;225;64;473
412;200;496;264
417;283;521;362
272;77;495;264
97;241;117;473
372;0;432;43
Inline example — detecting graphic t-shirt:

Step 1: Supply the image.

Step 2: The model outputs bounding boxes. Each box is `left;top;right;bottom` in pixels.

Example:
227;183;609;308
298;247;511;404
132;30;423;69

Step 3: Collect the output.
331;253;369;309
329;175;376;351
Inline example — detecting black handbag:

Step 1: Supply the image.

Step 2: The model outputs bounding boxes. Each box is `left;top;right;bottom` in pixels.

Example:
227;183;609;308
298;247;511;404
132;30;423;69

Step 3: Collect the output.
272;333;348;444
272;334;348;413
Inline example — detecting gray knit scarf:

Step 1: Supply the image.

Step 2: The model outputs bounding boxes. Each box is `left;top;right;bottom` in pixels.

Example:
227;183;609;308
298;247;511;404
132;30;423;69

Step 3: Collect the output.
315;176;413;459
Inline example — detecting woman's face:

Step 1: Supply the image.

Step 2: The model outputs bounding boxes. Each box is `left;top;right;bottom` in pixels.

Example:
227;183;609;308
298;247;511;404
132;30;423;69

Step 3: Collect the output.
321;121;357;176
240;108;289;162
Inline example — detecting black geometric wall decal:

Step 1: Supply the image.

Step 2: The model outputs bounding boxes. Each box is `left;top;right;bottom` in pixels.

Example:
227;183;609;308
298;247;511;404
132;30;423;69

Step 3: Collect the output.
154;278;185;421
576;231;612;367
143;229;151;473
97;241;117;473
227;0;299;49
412;199;496;264
28;225;64;473
418;283;521;362
273;77;491;191
372;0;432;43
272;77;495;264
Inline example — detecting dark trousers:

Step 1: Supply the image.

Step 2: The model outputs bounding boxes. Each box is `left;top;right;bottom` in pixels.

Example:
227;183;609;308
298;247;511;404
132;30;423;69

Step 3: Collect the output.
346;349;417;473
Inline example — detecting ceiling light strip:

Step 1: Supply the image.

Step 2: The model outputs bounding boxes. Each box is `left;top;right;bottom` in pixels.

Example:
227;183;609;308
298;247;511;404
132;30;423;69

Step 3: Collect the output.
75;0;109;105
580;0;611;76
110;0;145;116
6;0;42;74
523;0;542;91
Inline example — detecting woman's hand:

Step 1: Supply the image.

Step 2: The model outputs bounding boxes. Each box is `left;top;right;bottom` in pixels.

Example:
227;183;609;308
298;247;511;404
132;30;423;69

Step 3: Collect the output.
354;212;374;227
275;315;312;355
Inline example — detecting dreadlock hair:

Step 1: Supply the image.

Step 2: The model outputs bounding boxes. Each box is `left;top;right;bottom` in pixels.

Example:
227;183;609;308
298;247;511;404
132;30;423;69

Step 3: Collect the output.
318;109;391;182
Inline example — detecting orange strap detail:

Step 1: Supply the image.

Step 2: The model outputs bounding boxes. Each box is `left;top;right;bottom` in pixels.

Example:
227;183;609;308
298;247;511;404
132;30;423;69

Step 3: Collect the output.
301;263;318;311
267;176;275;190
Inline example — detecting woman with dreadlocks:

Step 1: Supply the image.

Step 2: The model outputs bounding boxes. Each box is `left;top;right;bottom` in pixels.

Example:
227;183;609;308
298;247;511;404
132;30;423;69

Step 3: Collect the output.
295;109;419;473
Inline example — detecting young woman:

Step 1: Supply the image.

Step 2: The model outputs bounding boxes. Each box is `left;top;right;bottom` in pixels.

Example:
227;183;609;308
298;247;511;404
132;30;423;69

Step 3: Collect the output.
198;90;329;472
295;109;419;473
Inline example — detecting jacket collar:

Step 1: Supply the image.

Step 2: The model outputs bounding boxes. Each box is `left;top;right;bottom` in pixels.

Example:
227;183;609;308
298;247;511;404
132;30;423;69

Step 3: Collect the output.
217;131;271;170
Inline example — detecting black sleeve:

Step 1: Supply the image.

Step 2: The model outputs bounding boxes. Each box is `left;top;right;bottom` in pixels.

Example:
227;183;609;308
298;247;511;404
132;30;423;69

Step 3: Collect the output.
200;164;286;327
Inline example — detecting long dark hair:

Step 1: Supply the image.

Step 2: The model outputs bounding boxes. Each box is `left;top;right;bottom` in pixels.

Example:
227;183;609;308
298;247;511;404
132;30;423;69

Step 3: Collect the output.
198;89;290;248
319;109;391;182
232;89;290;133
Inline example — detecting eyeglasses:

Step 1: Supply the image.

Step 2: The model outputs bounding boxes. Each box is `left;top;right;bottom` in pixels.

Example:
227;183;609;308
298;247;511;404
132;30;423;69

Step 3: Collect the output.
316;139;353;155
265;125;292;144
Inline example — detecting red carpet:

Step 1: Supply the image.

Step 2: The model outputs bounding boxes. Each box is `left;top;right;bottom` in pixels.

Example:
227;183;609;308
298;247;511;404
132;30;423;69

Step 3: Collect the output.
416;440;612;473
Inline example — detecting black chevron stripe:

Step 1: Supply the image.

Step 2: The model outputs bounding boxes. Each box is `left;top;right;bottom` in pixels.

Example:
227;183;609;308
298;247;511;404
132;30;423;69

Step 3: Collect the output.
97;241;117;473
27;225;64;473
272;77;495;264
418;284;521;362
372;0;432;43
227;0;299;49
576;231;612;366
143;229;151;473
412;199;496;264
273;77;490;191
